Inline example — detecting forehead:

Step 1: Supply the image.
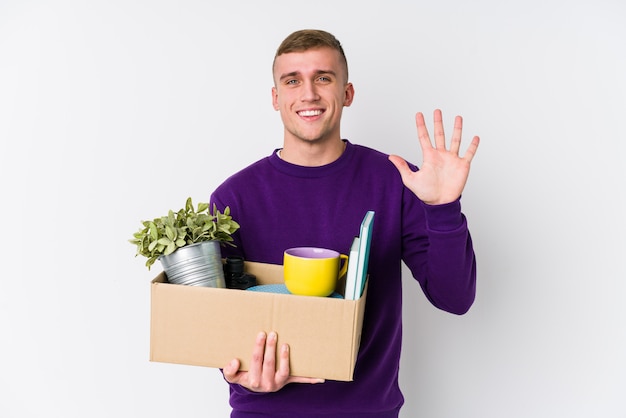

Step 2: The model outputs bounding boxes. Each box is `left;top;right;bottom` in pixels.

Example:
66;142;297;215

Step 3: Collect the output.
273;47;347;81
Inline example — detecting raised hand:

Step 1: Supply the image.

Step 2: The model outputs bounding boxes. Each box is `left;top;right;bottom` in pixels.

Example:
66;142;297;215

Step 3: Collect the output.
223;331;325;392
388;109;480;205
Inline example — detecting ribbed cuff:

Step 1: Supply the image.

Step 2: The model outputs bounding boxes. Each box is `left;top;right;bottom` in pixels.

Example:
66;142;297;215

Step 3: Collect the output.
421;198;464;231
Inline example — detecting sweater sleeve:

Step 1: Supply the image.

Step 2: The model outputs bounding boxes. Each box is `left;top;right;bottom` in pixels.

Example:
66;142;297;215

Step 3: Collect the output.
403;196;477;315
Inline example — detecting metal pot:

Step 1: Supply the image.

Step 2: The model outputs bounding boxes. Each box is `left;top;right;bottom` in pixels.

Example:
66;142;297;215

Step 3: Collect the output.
159;241;225;288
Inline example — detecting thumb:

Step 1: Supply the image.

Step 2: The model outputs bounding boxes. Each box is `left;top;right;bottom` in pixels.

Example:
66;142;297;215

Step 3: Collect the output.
388;155;413;178
223;359;241;382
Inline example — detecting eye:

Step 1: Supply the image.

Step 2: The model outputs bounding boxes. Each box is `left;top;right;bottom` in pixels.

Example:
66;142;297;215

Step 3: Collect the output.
285;79;299;85
317;76;331;83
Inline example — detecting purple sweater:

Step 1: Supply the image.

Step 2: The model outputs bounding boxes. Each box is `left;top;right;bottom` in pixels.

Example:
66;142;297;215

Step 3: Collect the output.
210;140;476;418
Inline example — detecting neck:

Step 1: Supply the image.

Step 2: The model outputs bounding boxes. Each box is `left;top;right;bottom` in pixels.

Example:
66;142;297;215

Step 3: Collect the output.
278;140;346;166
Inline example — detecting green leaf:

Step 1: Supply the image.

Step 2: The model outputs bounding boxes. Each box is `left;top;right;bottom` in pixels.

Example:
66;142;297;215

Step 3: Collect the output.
157;237;172;245
148;222;158;240
165;225;176;241
197;202;209;213
164;241;177;255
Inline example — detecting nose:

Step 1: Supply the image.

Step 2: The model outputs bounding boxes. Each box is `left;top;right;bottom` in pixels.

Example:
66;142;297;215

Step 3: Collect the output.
300;80;320;102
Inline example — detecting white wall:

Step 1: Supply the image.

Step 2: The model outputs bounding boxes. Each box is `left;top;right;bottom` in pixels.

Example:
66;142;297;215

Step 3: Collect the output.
1;1;624;417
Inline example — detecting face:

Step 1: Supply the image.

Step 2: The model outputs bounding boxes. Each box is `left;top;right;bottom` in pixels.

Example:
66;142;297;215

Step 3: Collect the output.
272;47;354;146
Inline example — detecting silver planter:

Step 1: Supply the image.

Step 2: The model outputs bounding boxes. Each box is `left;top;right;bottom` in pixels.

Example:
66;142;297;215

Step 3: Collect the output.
159;241;225;288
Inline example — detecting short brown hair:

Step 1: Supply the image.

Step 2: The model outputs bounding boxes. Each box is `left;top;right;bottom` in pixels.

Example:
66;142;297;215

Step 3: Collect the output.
273;29;349;81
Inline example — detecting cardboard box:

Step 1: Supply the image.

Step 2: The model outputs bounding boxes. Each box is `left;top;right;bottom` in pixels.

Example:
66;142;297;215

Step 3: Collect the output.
150;261;367;381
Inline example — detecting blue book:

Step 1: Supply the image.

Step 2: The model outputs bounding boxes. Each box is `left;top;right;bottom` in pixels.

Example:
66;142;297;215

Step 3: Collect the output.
354;211;375;299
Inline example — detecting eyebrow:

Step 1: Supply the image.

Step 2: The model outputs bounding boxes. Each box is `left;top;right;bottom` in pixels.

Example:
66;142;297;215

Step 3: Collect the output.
279;69;337;82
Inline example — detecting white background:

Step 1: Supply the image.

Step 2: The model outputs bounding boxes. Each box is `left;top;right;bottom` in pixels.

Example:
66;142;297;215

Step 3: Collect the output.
1;1;625;417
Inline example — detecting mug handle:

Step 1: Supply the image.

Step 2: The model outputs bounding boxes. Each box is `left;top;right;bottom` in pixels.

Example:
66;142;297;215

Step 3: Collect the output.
337;254;349;279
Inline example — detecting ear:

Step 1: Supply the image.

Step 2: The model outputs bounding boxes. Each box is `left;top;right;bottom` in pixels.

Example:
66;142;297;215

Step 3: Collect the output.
343;83;355;107
272;87;279;110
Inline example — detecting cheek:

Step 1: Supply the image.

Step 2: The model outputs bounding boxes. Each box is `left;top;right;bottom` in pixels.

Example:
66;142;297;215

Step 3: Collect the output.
273;91;290;111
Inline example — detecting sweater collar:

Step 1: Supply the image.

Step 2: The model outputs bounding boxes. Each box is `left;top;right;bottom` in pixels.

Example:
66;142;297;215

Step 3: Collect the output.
269;140;354;178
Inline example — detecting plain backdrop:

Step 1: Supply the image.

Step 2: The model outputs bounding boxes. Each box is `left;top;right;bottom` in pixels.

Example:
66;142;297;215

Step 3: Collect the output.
1;1;625;417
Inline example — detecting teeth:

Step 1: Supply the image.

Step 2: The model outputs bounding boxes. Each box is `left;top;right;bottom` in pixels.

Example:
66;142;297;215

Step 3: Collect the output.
298;110;322;117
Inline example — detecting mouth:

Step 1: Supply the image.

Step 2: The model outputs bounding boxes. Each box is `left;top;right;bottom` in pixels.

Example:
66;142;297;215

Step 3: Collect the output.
297;109;324;118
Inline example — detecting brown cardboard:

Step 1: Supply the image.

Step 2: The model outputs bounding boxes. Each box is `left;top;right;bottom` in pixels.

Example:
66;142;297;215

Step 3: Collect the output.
150;261;367;381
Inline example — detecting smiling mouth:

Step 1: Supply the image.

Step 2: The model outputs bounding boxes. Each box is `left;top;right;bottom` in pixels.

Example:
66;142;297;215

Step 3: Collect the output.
297;109;324;117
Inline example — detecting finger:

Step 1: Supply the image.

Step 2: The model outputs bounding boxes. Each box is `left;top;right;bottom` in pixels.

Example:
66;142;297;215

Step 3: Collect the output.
248;331;267;389
415;112;433;151
449;115;463;155
433;109;446;150
288;376;326;385
275;343;291;384
223;358;241;383
463;135;480;162
262;331;278;384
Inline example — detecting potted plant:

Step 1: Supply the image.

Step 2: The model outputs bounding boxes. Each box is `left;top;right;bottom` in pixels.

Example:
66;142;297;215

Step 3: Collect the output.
129;197;240;287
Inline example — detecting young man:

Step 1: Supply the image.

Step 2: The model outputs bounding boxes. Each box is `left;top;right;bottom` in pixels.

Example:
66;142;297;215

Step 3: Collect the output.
210;29;480;418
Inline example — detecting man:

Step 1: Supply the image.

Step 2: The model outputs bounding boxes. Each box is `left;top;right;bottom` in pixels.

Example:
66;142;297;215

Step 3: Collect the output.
210;29;480;418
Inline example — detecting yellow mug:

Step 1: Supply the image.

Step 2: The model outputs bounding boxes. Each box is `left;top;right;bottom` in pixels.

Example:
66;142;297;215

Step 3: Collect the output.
283;247;349;297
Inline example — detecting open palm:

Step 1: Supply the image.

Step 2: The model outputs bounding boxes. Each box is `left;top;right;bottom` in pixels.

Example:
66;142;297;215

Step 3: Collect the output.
389;109;480;205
